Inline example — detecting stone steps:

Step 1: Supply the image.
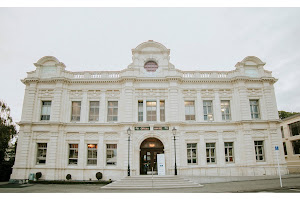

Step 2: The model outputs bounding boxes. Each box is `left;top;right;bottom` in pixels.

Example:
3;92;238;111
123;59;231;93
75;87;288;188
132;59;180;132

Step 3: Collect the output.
101;175;203;189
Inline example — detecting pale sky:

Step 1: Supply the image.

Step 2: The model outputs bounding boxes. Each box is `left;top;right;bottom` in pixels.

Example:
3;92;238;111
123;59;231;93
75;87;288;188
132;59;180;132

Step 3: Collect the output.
1;7;300;123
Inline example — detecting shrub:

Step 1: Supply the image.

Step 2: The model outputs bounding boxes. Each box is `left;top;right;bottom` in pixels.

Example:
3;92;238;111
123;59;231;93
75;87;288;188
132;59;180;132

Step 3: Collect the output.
36;172;42;180
96;172;102;180
66;174;71;180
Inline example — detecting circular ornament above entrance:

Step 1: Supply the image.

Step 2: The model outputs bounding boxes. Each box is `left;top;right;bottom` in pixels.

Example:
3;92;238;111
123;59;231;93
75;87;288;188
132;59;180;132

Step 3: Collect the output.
144;61;158;72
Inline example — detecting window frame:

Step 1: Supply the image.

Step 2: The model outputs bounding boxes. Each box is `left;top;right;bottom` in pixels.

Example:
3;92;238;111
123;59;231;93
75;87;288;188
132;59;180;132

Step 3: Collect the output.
89;101;100;122
224;142;234;163
292;140;300;155
221;100;231;121
254;140;265;162
250;99;260;119
87;144;98;165
160;100;165;122
289;121;300;137
107;101;118;122
68;143;79;165
36;143;47;165
106;144;117;166
71;101;81;122
206;142;216;163
138;100;143;122
146;101;157;122
41;101;51;121
187;143;197;164
203;100;214;121
185;100;195;121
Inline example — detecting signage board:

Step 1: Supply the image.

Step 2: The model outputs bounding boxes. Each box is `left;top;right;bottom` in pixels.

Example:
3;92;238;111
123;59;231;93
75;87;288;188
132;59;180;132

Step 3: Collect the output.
153;126;169;130
157;154;166;176
134;127;150;131
275;146;279;150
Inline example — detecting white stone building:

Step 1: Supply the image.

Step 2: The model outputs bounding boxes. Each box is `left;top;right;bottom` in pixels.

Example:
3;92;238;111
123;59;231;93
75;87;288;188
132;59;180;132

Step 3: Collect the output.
11;40;288;181
281;113;300;173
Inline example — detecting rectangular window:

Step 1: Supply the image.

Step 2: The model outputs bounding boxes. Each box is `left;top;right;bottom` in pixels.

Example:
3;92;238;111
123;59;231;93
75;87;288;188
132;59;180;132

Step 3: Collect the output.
36;143;47;164
87;144;97;165
146;101;157;121
41;101;51;120
187;143;197;164
289;121;300;136
71;101;81;121
206;143;216;163
89;101;99;121
138;100;143;122
281;126;284;138
283;142;287;155
292;140;300;154
107;101;118;122
106;144;117;165
185;101;195;121
69;144;79;165
224;142;234;163
160;100;165;122
254;141;265;161
221;100;231;120
250;100;260;119
203;100;214;121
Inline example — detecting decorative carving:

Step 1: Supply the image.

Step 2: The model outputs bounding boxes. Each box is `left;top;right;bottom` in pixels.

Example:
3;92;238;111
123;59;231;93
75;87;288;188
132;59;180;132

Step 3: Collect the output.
182;90;197;97
88;90;101;98
106;90;120;98
70;90;83;98
85;132;98;140
104;132;118;140
201;89;214;97
66;132;79;139
35;132;50;139
219;89;232;97
247;88;263;96
38;89;54;97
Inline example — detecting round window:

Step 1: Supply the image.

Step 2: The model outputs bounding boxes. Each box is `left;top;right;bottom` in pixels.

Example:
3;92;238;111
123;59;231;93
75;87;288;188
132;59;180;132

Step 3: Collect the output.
144;61;158;72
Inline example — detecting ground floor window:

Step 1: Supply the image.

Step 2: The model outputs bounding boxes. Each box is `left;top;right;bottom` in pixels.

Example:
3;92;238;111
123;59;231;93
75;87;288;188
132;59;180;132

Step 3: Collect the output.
254;141;265;161
69;144;79;165
224;142;234;163
87;144;97;165
292;140;300;154
36;143;47;164
106;144;117;165
283;142;287;155
187;143;197;164
206;143;216;163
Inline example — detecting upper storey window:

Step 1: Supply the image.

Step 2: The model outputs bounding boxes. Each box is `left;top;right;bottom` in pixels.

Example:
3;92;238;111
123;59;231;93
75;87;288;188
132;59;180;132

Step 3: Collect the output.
289;121;300;136
185;101;195;121
41;101;51;121
107;101;118;122
144;61;158;72
71;101;81;121
250;100;260;119
147;101;157;121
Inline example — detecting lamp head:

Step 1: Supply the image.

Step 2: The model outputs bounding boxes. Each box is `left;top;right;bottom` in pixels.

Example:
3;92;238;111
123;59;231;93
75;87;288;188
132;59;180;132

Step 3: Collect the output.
172;127;177;136
127;127;131;136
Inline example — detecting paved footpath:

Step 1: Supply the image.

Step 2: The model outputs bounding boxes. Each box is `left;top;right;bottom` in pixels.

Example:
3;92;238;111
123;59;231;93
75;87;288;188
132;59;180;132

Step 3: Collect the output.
1;176;300;193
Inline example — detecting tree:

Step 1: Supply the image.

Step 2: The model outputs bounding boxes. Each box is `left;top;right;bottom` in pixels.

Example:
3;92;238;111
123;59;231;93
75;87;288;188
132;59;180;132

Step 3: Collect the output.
278;110;300;120
0;100;17;181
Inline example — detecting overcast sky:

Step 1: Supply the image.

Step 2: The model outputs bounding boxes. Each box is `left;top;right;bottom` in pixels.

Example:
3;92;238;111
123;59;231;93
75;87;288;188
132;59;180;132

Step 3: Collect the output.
1;7;300;123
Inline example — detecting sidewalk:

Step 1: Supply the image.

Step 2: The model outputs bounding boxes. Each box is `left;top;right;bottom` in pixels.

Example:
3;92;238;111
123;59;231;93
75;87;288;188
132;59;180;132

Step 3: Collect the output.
0;174;300;193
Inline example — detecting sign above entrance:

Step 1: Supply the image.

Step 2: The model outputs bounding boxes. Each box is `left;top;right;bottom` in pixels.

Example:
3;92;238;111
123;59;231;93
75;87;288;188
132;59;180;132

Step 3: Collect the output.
153;126;169;130
135;127;150;131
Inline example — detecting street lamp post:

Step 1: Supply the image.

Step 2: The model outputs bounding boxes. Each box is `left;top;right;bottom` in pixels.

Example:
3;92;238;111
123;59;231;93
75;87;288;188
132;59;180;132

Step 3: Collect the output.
172;127;177;175
127;127;131;176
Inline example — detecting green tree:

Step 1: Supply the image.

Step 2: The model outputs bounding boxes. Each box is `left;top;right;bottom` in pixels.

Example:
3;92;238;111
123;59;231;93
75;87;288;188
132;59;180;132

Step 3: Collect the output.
278;110;300;120
0;100;17;181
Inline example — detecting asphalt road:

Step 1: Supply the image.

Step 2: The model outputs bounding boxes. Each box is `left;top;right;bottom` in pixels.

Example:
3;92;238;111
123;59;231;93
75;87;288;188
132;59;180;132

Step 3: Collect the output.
1;177;300;193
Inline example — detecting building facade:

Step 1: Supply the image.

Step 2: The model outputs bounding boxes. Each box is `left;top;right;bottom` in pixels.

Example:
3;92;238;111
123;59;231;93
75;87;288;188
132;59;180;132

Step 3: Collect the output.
11;40;288;181
281;114;300;173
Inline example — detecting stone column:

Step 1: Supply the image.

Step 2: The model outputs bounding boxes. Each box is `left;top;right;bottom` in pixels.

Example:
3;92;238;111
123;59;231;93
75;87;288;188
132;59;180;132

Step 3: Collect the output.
99;90;106;122
196;90;203;122
214;90;222;122
81;90;88;122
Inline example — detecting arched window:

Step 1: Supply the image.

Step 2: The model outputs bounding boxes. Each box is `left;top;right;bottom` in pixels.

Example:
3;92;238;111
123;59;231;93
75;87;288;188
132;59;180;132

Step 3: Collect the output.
144;61;158;72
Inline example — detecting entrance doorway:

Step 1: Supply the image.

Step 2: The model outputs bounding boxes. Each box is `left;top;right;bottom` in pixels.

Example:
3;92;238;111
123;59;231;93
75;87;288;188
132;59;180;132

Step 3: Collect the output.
140;138;164;175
